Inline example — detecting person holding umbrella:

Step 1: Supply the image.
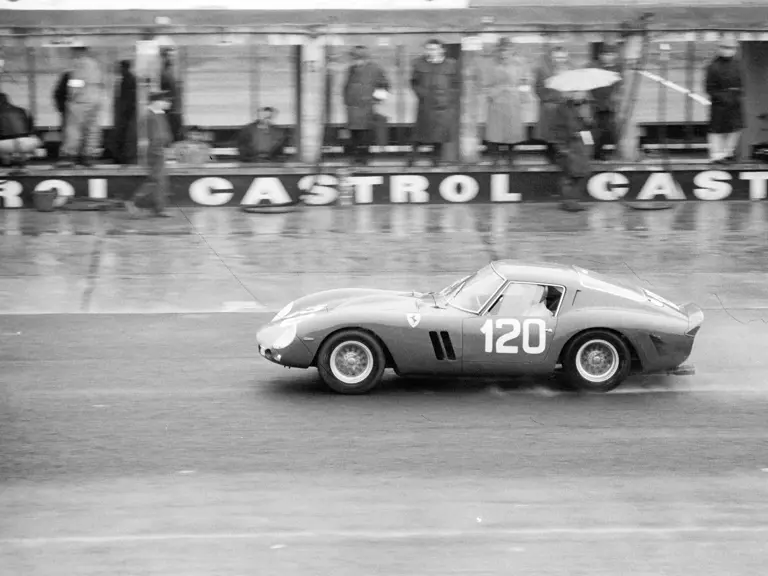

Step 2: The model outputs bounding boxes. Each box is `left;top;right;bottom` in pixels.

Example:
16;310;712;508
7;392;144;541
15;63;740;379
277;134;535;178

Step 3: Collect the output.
546;67;622;212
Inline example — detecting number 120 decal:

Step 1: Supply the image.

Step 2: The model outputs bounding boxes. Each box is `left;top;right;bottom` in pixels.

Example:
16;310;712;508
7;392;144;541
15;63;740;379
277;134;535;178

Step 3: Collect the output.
480;318;547;354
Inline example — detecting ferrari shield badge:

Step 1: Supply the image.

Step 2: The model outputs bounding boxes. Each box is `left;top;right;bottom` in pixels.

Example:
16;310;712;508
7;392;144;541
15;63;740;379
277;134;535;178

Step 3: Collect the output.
406;313;421;328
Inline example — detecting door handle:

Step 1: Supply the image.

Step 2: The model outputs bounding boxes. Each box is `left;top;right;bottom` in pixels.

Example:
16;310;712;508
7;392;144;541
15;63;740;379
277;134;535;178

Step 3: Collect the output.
545;328;554;333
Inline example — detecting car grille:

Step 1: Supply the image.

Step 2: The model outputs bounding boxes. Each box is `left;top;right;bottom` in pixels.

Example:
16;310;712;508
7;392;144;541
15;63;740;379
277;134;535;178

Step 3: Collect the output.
429;331;456;361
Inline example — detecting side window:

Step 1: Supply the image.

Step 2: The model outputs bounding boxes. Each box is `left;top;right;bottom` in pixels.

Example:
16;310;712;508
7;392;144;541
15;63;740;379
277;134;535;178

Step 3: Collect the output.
488;283;562;317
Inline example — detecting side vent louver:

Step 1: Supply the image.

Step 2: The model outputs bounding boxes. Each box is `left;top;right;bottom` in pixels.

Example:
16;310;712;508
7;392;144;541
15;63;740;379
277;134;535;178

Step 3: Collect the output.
429;331;456;361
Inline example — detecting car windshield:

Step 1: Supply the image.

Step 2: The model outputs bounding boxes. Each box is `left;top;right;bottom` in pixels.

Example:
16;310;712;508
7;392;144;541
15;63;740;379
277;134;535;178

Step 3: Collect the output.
445;266;505;313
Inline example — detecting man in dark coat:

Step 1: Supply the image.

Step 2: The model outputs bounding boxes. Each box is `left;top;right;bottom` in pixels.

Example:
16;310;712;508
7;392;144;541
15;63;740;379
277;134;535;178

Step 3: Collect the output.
0;93;41;171
409;39;460;166
237;107;288;162
53;71;71;136
112;59;137;164
551;90;594;212
343;46;389;165
124;91;173;218
705;36;744;164
590;44;623;161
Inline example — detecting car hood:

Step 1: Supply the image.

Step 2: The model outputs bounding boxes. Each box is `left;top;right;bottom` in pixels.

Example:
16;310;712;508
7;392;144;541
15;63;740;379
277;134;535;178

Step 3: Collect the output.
272;288;431;322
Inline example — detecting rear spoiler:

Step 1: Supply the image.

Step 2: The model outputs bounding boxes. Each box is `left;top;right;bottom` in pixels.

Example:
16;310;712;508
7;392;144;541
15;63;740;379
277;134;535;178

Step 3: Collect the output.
681;303;704;337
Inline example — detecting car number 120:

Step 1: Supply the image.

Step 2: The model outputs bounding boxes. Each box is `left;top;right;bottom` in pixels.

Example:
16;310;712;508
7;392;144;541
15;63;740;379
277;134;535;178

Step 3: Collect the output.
480;318;547;354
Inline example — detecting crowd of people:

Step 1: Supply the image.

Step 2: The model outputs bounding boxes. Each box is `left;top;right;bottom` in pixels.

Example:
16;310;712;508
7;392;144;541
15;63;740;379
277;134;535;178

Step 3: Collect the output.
0;34;748;210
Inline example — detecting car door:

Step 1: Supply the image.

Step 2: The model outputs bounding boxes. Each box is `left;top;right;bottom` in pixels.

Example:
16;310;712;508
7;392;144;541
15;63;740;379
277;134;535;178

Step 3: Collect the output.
461;282;560;374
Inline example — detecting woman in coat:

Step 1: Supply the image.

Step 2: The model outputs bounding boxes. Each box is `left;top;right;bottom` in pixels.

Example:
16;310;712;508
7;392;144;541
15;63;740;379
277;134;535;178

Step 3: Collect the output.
483;38;530;166
533;45;572;163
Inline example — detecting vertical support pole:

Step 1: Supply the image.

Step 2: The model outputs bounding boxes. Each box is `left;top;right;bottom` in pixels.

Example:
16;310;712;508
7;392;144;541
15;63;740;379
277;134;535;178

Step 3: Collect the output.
299;35;325;164
250;36;260;120
26;45;38;122
396;42;406;147
459;37;480;164
684;40;695;150
177;45;188;125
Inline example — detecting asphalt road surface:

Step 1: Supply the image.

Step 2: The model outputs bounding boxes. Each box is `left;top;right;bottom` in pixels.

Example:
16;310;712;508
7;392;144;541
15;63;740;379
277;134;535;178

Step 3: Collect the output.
2;204;768;575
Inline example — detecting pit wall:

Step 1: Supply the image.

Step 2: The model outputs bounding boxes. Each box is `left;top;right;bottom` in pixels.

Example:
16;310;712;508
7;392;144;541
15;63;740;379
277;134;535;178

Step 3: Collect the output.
2;164;768;208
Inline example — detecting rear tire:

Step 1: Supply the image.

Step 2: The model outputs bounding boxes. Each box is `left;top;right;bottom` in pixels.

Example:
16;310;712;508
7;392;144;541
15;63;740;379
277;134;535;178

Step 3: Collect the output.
317;330;386;394
561;330;631;393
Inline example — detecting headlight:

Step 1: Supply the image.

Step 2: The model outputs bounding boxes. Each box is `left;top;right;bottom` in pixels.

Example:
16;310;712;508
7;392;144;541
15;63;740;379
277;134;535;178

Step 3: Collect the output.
272;321;297;349
273;302;293;322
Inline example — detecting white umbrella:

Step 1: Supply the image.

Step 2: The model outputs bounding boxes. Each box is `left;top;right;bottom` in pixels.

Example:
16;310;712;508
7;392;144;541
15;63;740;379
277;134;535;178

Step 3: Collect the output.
545;68;622;93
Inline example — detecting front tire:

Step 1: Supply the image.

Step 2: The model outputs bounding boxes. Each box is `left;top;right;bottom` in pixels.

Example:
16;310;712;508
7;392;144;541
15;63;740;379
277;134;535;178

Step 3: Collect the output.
561;330;631;393
317;330;386;394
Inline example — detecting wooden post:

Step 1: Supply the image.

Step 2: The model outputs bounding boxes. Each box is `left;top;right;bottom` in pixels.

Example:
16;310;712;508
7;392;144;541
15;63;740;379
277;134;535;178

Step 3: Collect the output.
26;46;38;122
617;33;644;162
459;36;482;164
299;35;325;164
249;36;260;120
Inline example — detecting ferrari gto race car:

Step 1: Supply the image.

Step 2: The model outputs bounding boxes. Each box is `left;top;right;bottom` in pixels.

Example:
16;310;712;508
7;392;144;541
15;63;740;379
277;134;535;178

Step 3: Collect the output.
256;261;704;394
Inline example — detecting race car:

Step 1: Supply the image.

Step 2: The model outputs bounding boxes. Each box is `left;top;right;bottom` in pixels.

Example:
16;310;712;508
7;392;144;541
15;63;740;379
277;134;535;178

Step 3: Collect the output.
256;260;704;394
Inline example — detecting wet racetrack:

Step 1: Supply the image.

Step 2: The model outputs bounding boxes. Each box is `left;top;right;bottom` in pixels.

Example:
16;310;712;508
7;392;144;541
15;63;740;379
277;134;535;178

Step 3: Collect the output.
2;203;768;575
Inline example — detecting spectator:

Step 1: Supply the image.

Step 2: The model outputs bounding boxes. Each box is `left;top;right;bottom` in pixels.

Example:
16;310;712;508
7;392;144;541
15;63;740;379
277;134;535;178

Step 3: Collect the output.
534;45;572;164
160;48;184;142
551;90;594;212
0;93;41;172
483;37;530;166
236;107;288;162
58;45;104;167
124;90;173;218
343;45;389;166
590;44;623;161
53;71;71;141
705;36;744;164
172;126;213;165
112;59;137;164
409;39;459;167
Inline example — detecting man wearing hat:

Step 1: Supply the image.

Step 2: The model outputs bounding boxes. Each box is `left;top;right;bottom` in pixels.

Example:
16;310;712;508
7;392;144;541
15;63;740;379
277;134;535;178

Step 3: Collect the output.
590;43;623;161
124;90;173;217
343;46;389;165
59;45;104;167
705;36;744;163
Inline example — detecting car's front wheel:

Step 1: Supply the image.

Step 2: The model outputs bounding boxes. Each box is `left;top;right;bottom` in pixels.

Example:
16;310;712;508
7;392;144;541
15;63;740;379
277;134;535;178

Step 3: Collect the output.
561;330;632;393
317;330;386;394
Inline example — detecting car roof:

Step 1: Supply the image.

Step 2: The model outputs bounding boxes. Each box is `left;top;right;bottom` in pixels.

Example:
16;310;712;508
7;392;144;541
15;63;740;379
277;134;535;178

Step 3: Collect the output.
491;260;580;287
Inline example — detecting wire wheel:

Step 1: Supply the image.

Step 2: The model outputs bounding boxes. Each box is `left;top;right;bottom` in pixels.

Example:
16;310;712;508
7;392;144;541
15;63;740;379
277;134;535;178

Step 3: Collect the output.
329;340;375;385
575;339;620;383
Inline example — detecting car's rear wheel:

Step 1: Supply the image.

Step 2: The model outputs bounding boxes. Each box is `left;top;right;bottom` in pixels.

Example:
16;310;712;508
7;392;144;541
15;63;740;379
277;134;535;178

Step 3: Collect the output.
561;330;631;393
317;330;386;394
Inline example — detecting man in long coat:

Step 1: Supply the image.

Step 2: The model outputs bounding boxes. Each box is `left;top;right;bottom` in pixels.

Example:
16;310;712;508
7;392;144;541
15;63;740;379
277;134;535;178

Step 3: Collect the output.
409;39;459;166
112;59;137;164
533;46;571;164
343;46;389;165
124;91;173;218
705;37;744;163
59;45;104;167
551;90;594;212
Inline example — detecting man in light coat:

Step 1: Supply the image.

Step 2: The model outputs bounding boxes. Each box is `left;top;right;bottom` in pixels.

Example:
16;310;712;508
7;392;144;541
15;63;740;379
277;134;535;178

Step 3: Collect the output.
59;45;104;167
